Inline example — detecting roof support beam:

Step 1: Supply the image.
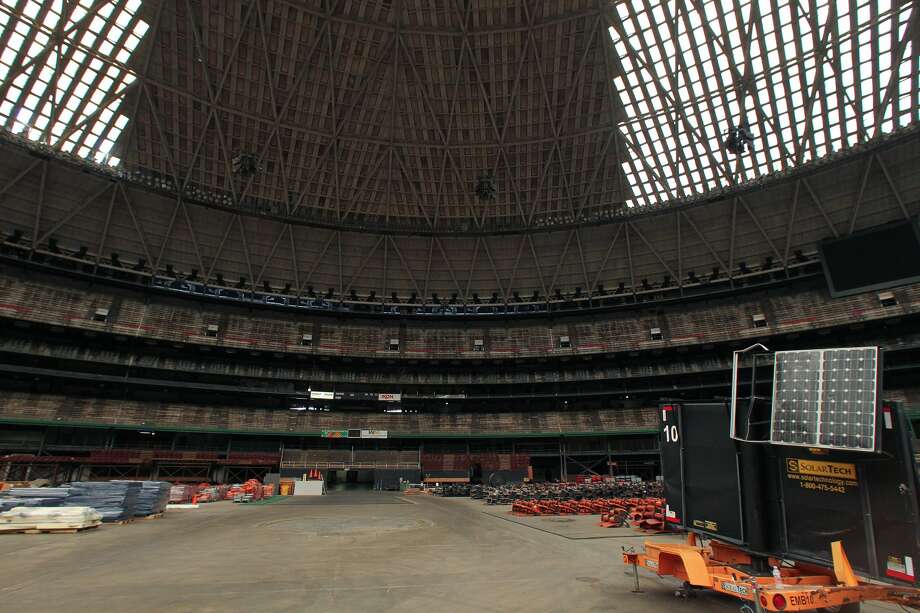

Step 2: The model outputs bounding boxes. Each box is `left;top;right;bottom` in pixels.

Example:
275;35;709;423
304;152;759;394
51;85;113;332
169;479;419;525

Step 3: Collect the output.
0;159;40;202
591;223;624;292
36;181;113;246
31;160;47;248
479;239;506;302
624;222;636;292
343;235;385;295
433;238;466;301
95;186;118;264
847;160;873;235
181;0;260;202
288;226;301;295
548;229;576;293
206;216;236;281
784;180;801;263
526;234;549;299
300;231;337;293
800;178;840;238
874;153;911;220
680;210;727;272
738;196;783;261
628;221;676;280
387;235;424;298
119;183;154;268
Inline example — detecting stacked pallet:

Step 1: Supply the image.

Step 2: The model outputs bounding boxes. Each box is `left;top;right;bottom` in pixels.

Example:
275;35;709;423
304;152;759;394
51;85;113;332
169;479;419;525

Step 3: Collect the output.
133;481;171;516
226;479;266;503
65;482;140;522
195;484;228;502
5;487;71;499
0;487;72;512
168;484;198;504
0;507;102;533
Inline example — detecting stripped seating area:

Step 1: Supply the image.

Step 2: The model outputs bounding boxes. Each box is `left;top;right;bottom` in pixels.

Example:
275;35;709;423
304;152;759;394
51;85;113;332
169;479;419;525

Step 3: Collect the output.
0;392;659;436
2;268;919;360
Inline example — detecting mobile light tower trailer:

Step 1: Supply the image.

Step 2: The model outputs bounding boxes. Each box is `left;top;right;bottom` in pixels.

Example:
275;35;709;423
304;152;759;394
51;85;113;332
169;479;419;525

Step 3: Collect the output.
623;345;920;612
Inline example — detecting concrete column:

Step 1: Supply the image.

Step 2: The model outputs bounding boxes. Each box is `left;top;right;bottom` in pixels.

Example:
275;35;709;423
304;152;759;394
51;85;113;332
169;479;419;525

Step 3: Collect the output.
558;438;565;481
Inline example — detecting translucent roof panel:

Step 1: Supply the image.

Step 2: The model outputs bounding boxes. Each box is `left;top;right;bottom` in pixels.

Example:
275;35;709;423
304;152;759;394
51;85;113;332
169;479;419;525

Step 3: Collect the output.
609;0;918;208
0;0;148;167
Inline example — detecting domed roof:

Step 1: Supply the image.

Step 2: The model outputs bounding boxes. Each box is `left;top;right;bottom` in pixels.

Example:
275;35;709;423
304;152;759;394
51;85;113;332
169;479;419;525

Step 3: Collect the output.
121;0;630;233
0;0;916;305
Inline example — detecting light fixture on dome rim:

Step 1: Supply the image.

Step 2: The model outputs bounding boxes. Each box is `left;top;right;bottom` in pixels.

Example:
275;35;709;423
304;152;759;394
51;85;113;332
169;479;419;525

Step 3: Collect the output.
475;172;496;201
724;117;755;154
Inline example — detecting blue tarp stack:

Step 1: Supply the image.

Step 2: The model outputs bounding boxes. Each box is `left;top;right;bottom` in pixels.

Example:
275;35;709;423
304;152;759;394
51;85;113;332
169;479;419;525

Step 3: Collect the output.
0;488;71;512
131;481;171;516
65;481;141;521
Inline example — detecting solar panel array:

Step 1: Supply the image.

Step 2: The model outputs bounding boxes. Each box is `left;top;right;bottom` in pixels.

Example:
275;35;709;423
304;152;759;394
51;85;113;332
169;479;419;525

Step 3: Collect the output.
770;347;878;451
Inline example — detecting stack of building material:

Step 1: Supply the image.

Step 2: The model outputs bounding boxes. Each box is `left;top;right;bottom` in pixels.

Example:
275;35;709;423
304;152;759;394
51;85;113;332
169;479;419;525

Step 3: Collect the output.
0;481;32;492
0;487;71;512
226;480;265;503
132;481;172;516
1;497;61;512
0;507;102;532
5;487;71;500
65;482;140;521
194;484;228;503
168;484;198;504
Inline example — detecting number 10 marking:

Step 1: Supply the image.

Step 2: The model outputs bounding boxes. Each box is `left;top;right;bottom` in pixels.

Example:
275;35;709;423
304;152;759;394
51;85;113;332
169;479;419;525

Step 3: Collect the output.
664;424;679;443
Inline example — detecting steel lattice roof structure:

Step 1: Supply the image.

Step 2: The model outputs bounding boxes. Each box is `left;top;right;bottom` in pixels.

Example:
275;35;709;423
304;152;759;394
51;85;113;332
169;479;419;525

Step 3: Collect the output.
0;0;917;305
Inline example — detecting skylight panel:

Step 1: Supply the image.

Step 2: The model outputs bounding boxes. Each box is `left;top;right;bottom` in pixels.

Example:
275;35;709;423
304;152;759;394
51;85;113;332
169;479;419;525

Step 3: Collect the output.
0;0;148;166
608;0;915;207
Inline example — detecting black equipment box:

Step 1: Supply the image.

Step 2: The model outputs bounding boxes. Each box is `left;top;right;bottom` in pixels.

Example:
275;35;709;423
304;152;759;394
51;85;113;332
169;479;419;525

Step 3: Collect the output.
660;401;920;586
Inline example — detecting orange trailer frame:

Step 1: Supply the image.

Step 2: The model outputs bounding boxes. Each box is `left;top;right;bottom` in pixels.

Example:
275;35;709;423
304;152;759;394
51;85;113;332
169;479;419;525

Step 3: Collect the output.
623;534;920;611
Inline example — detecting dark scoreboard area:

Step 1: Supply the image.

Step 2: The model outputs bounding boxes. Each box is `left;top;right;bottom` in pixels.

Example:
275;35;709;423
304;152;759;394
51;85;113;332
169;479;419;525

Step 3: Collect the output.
820;219;920;296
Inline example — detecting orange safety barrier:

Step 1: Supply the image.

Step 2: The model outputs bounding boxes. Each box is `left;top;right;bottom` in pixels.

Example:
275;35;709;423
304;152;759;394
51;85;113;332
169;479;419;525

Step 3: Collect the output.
507;495;669;534
225;479;265;501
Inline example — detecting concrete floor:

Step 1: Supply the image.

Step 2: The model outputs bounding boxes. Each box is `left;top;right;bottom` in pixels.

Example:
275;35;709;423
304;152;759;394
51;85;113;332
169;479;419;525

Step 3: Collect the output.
0;492;901;612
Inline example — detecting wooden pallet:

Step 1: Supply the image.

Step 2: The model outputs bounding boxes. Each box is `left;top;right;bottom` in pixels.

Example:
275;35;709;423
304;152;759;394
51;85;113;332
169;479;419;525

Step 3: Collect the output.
0;523;101;534
113;512;165;524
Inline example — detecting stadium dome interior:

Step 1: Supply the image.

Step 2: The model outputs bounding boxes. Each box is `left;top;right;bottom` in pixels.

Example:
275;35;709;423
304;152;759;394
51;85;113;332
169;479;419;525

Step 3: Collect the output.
0;0;918;609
